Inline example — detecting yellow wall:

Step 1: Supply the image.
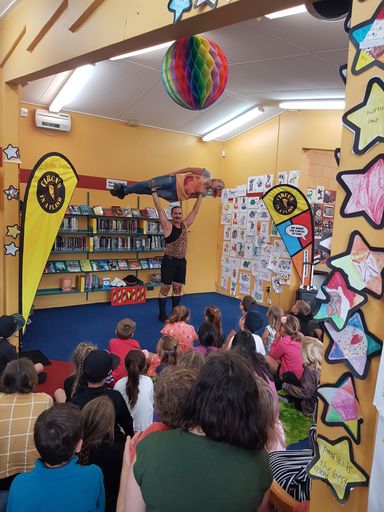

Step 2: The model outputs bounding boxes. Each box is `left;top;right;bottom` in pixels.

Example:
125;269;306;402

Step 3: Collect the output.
20;103;224;307
219;110;342;310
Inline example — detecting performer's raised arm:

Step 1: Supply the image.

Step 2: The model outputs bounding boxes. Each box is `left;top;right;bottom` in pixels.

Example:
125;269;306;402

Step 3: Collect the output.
167;167;210;177
184;194;203;227
152;190;172;235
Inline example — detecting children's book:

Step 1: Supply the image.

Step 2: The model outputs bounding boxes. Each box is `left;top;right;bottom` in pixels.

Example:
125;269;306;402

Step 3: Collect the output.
91;260;101;271
108;260;119;270
117;259;128;270
128;259;142;270
112;206;124;217
66;260;82;272
149;272;161;284
140;259;149;269
146;207;159;219
79;205;95;215
68;205;81;215
93;205;104;215
131;208;141;218
44;261;56;273
148;258;158;269
97;260;110;271
139;209;148;219
54;261;67;272
60;277;72;291
80;259;92;272
122;207;132;217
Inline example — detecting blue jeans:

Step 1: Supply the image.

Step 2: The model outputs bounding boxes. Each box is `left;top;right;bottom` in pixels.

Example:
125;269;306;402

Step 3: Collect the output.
122;175;178;202
0;491;8;512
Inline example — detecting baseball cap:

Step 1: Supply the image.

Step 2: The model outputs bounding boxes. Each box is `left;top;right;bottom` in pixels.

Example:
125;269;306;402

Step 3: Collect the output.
244;311;263;334
83;350;120;383
0;314;25;340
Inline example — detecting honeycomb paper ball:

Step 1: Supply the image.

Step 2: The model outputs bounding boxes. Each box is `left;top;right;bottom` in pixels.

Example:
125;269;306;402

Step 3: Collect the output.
161;36;228;110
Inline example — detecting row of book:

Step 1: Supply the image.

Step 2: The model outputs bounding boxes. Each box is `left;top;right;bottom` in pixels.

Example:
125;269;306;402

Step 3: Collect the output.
66;205;162;220
92;235;164;252
61;272;162;292
53;236;88;252
44;257;163;274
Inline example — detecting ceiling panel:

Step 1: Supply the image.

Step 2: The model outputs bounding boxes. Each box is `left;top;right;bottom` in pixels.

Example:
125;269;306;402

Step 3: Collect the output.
313;49;348;66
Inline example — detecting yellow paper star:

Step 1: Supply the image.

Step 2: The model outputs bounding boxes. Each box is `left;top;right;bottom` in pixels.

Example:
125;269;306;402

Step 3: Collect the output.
308;435;369;503
343;77;384;155
6;224;20;239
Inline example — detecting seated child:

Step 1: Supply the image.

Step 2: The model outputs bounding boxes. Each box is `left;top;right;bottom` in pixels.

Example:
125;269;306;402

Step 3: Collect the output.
109;318;141;383
7;403;105;512
261;305;284;354
195;322;219;355
291;300;322;339
267;315;304;387
282;336;322;417
152;336;180;376
204;306;225;346
161;306;198;352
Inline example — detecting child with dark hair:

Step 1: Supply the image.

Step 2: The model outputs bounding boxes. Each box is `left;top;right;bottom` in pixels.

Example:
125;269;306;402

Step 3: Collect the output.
195;322;219;355
224;295;267;348
109;318;141;383
161;306;198;352
291;300;322;339
7;403;105;512
238;311;266;355
114;350;153;432
267;315;304;387
80;396;123;512
204;305;224;346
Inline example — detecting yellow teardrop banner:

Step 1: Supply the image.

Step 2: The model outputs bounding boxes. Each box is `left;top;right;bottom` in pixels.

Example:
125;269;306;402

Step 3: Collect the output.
20;153;78;330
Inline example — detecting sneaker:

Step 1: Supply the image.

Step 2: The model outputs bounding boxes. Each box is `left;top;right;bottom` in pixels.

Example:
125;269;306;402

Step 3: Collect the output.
110;184;126;200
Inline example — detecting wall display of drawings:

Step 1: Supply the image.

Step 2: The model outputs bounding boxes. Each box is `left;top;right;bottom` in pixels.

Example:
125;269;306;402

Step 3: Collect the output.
220;172;299;303
306;185;336;265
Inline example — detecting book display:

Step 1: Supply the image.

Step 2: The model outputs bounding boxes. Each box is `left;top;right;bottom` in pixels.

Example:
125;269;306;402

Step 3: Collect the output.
37;206;164;299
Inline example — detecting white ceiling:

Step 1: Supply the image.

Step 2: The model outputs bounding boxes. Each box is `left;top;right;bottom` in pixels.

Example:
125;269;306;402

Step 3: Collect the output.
20;10;348;141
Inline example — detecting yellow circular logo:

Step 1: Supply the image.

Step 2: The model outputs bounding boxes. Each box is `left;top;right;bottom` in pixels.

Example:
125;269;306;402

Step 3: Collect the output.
272;191;297;215
36;171;65;213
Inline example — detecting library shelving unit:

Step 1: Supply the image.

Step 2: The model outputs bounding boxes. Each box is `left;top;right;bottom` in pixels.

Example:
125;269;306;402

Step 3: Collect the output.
35;206;165;306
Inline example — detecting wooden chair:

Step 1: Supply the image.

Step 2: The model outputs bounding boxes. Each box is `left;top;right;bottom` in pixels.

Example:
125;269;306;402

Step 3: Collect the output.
269;479;299;512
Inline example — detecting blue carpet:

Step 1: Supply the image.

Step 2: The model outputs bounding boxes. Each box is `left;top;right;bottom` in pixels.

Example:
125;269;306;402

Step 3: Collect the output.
22;293;267;361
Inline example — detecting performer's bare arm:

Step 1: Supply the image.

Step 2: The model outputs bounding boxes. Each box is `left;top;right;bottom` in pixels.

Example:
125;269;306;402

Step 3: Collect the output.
184;194;203;227
167;167;209;177
152;191;172;236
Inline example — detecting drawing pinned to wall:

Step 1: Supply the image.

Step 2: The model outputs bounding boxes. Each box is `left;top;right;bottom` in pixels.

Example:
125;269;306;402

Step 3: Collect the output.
239;271;251;295
328;231;384;299
316;186;325;203
167;0;192;23
308;435;369;503
288;170;300;187
221;211;232;225
306;188;316;203
337;153;384;229
236;184;247;197
264;173;274;191
270;222;280;237
220;276;228;290
277;171;288;185
247;196;259;209
223;226;231;240
349;3;384;75
314;271;367;331
239;197;247;212
343;77;384;155
317;372;363;444
272;276;282;294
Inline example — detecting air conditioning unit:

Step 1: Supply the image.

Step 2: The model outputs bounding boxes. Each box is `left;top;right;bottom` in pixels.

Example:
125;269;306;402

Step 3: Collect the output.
35;109;71;132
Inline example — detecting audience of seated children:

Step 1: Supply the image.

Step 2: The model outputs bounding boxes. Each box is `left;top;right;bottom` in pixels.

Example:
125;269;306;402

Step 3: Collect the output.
176;349;205;372
282;336;322;417
231;330;285;451
147;335;180;377
0;314;44;377
204;305;225;346
261;305;284;354
80;396;124;512
267;315;304;387
0;359;53;511
54;342;97;403
118;352;273;512
161;305;198;352
7;403;105;512
113;350;154;432
291;300;322;340
70;349;134;441
224;295;266;347
195;322;220;355
109;318;141;383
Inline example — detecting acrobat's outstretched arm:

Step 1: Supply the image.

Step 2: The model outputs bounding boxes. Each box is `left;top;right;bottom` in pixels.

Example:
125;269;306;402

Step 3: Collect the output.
152;191;172;234
167;167;210;177
184;194;203;227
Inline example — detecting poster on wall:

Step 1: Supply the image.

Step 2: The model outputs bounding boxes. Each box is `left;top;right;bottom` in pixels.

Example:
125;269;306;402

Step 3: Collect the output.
262;185;314;287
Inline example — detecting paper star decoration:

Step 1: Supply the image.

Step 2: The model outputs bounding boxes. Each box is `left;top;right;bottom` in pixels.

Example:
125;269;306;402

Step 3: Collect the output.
3;143;20;160
3;185;19;200
337;153;384;229
6;224;20;239
328;231;384;299
308;435;369;503
317;372;363;443
4;242;19;256
323;310;382;379
194;0;218;8
350;4;384;75
314;271;367;331
343;77;384;155
168;0;192;23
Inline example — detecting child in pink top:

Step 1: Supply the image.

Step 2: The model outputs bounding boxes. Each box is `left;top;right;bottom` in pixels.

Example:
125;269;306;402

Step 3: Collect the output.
161;306;198;352
109;318;141;383
268;315;304;384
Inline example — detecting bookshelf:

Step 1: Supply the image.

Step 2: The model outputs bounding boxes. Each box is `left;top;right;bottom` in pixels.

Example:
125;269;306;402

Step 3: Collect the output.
36;206;164;300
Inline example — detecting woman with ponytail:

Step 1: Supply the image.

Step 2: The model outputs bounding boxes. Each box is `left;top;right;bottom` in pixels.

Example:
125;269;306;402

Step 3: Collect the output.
80;396;123;512
204;305;224;346
114;350;153;432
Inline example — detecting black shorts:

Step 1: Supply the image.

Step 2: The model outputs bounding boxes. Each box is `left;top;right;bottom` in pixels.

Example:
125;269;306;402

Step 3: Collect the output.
161;256;187;285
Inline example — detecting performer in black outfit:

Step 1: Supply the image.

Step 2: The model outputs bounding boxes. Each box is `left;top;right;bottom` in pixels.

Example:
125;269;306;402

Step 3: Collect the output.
152;189;202;321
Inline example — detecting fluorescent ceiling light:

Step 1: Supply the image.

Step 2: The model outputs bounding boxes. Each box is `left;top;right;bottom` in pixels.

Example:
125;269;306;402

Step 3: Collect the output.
279;100;345;110
265;4;306;19
202;107;264;142
49;65;95;113
110;41;175;60
0;0;17;18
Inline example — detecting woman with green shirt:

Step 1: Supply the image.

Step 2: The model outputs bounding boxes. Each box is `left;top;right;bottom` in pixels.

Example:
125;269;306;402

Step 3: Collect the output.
118;352;273;512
